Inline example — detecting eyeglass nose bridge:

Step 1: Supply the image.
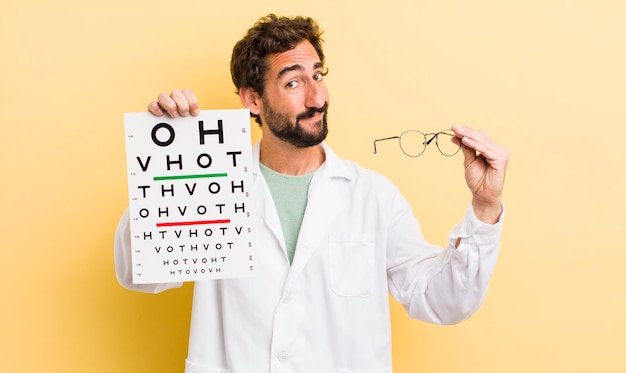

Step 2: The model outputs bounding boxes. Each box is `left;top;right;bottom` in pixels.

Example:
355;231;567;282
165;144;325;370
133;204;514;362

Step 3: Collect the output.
429;130;461;156
424;133;438;145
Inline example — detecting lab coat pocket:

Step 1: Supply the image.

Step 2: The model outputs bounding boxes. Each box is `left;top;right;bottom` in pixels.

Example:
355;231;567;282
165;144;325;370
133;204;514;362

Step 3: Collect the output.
329;235;374;297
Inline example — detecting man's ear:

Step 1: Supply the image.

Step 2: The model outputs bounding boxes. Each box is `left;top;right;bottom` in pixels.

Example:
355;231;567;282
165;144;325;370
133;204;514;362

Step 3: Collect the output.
239;88;262;116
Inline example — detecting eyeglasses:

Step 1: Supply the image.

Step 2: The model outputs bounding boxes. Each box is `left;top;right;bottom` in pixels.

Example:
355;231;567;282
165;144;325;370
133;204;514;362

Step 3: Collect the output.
373;130;461;158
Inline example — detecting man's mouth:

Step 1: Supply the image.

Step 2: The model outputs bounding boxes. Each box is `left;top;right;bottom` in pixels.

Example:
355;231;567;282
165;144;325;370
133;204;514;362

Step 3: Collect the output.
297;103;328;121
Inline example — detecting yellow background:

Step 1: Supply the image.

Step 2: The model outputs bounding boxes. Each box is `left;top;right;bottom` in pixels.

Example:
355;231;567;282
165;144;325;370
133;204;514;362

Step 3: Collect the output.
2;0;625;371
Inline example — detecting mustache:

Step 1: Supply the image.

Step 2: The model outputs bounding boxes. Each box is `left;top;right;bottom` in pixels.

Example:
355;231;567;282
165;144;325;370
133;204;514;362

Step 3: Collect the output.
296;102;328;121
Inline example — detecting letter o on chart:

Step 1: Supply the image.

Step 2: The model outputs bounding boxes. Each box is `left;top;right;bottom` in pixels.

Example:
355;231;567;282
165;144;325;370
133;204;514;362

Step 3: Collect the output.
151;123;175;147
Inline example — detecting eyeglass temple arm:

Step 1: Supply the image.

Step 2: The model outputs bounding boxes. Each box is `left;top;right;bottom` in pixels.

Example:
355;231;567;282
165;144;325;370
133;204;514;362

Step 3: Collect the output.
373;136;400;154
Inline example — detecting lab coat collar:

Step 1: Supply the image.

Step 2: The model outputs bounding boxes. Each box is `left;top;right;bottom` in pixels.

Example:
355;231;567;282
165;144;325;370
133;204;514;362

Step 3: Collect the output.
250;141;356;181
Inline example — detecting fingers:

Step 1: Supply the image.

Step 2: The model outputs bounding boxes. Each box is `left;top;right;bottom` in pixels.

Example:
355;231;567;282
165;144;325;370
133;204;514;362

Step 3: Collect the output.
452;126;509;170
182;89;200;116
147;100;165;116
452;126;491;154
147;89;200;118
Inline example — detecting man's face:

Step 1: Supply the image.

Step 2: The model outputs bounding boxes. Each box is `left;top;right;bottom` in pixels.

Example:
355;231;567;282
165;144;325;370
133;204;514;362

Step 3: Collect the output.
258;40;329;147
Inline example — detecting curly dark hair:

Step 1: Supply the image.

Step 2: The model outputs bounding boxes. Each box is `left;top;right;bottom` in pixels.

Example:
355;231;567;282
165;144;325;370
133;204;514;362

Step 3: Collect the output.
230;14;326;123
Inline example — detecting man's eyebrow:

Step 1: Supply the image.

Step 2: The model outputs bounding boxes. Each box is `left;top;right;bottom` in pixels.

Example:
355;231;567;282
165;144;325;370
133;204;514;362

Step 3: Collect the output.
277;64;303;79
277;62;324;79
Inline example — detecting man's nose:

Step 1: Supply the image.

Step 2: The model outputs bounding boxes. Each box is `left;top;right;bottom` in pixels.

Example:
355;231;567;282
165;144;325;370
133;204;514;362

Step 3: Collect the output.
305;82;326;109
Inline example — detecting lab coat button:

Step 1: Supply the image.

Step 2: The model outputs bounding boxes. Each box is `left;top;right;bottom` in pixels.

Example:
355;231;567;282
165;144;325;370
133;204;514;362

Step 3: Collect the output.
281;290;292;303
277;350;289;363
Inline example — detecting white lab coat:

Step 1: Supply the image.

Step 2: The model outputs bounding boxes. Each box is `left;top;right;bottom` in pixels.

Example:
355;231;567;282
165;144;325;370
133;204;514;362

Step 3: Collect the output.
115;142;503;373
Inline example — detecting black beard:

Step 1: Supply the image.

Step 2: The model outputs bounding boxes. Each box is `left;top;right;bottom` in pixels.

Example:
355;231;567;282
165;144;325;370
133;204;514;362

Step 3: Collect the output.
264;102;329;148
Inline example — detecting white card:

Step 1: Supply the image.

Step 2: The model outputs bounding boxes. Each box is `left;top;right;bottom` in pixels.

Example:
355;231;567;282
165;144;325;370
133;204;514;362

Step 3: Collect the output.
124;109;255;284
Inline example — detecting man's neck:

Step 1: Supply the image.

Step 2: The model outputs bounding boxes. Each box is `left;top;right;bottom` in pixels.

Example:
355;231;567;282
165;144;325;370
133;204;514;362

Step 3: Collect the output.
259;137;325;176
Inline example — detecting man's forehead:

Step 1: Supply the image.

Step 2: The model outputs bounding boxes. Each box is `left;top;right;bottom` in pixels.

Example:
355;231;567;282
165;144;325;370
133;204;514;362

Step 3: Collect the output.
267;41;322;76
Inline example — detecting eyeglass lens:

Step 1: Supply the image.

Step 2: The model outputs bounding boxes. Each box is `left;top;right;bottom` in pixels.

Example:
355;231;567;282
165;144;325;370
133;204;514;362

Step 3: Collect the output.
399;130;460;157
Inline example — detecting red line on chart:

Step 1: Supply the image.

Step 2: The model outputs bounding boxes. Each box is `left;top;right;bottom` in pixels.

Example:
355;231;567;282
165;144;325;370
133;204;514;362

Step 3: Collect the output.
156;219;231;227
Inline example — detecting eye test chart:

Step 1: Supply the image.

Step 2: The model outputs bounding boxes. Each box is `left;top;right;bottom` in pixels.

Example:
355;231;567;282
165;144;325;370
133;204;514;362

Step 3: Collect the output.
124;109;255;284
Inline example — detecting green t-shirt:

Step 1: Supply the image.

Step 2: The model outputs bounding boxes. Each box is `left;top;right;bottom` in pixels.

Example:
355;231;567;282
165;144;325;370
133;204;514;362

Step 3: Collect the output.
259;163;315;264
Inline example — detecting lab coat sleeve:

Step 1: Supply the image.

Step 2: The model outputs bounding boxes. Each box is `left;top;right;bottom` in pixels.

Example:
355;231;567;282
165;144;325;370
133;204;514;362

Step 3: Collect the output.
114;208;184;293
386;191;503;325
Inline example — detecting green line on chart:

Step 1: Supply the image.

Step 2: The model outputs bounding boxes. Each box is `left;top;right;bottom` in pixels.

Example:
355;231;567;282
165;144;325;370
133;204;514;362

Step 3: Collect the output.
153;173;228;181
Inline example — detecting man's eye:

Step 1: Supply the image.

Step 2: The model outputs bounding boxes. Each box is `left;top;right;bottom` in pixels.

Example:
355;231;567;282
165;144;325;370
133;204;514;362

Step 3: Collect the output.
313;73;323;81
286;81;299;89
